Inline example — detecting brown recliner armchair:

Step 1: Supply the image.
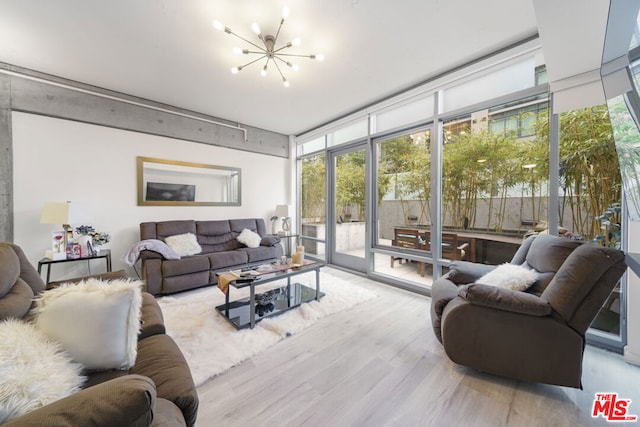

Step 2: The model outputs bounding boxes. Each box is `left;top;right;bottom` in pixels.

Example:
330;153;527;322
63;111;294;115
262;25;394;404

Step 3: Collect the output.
0;242;199;426
430;234;626;388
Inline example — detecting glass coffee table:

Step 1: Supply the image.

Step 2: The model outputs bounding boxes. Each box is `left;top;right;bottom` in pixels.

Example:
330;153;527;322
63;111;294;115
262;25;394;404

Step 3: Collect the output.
215;260;325;330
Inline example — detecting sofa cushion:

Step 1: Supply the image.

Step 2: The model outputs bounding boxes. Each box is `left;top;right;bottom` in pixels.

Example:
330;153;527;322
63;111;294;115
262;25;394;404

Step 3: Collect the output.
230;218;265;239
155;220;197;239
523;235;581;294
207;250;249;270
165;233;202;256
0;319;85;423
541;244;626;327
237;228;262;248
33;279;143;371
162;256;210;277
196;220;236;253
239;246;281;264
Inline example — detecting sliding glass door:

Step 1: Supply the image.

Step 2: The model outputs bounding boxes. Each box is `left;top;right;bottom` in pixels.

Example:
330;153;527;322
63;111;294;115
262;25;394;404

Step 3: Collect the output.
329;143;368;272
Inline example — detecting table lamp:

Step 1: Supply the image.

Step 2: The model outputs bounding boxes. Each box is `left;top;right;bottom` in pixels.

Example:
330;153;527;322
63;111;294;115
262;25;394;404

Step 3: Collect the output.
40;201;73;260
275;204;290;236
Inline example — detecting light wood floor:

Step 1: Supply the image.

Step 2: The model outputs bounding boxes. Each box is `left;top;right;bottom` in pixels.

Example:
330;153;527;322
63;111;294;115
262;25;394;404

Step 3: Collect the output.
194;267;640;427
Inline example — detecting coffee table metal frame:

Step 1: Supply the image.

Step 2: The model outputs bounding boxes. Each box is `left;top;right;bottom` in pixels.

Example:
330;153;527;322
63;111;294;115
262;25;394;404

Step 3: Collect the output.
216;261;325;329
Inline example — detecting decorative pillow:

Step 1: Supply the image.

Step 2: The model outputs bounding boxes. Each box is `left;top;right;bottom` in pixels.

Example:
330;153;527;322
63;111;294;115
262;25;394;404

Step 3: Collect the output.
476;263;539;291
33;278;143;371
0;319;85;423
164;232;202;256
237;228;262;248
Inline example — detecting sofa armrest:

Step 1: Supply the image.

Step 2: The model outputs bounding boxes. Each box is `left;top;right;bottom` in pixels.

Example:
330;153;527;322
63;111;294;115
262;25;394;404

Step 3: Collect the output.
141;258;163;295
430;278;461;343
260;235;281;247
459;283;552;316
131;335;199;427
447;261;496;284
139;292;166;339
2;375;156;427
140;250;163;260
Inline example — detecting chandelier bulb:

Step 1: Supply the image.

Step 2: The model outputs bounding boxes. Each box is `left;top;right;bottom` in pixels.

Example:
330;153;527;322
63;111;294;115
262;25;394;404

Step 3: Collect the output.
261;65;268;77
233;47;242;55
292;37;301;46
282;6;290;19
251;22;261;36
231;66;240;74
212;20;224;31
314;54;325;61
292;63;299;71
283;78;290;88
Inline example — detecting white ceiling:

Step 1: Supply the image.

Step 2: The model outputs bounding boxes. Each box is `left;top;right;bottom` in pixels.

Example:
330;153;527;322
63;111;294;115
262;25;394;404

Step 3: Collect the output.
0;0;540;135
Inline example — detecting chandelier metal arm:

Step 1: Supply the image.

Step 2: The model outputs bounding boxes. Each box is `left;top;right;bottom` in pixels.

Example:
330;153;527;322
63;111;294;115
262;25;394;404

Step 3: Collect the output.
243;49;268;55
273;59;287;80
273;55;294;67
276;53;317;59
273;17;285;42
272;43;294;55
226;30;265;52
237;54;268;70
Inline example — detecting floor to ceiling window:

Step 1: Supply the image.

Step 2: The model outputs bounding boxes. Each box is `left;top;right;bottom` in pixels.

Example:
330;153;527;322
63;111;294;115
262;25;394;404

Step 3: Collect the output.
295;39;628;351
373;128;433;286
440;94;550;267
300;152;326;259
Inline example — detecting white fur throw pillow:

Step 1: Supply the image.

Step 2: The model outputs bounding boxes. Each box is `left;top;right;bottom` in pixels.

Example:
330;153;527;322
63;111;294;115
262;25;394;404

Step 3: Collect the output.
33;278;143;371
237;228;262;248
0;319;85;423
165;232;202;256
476;263;539;291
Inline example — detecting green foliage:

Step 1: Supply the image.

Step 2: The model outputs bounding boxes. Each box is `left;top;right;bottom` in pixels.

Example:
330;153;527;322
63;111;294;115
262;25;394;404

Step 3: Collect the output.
300;103;620;240
442;129;544;230
537;105;621;238
592;203;622;249
301;155;326;223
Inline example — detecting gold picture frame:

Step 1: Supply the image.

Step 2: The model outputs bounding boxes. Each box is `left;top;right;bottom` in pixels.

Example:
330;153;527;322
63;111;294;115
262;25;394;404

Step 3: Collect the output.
137;156;241;206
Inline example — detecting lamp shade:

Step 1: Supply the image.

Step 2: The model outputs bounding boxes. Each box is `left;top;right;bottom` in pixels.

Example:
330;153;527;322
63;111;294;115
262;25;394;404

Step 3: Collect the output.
275;204;290;217
40;201;72;225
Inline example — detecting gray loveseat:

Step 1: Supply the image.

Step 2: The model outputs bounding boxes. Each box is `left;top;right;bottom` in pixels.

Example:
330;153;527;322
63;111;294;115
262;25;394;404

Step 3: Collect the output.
140;218;283;296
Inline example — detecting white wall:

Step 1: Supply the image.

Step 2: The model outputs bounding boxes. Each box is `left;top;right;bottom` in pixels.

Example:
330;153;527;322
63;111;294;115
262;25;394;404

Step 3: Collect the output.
12;112;291;281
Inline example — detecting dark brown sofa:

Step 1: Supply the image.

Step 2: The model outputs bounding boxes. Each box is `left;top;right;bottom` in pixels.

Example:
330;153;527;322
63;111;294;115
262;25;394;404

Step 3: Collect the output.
430;234;626;388
140;218;283;295
0;242;199;427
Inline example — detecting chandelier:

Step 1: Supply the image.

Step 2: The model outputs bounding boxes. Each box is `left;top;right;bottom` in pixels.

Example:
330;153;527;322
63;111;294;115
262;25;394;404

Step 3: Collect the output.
213;6;324;87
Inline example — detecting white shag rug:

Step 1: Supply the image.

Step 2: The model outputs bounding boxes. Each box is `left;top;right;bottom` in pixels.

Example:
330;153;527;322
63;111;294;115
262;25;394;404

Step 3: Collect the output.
157;268;378;387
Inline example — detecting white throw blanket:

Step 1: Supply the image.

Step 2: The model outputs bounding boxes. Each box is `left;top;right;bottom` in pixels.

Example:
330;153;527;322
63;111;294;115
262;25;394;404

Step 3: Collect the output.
123;239;181;266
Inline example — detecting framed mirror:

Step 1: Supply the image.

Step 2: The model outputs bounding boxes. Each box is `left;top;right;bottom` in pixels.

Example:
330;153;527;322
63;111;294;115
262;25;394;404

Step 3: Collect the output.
137;156;241;206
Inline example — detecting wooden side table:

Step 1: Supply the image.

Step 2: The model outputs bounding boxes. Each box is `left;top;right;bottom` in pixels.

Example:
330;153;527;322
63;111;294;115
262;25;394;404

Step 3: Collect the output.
37;249;112;284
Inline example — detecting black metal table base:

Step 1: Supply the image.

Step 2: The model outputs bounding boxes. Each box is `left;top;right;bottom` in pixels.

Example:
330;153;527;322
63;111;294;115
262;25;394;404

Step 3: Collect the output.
215;282;324;330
